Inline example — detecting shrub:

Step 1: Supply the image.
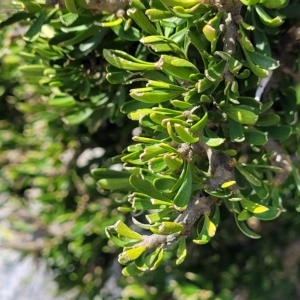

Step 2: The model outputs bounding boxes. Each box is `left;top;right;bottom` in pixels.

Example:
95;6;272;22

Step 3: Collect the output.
1;0;300;298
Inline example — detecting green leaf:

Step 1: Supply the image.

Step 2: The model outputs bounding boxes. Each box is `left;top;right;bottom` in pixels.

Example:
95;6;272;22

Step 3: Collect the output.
130;87;184;103
171;100;193;109
255;207;281;220
174;124;199;143
238;26;255;52
64;0;79;13
246;49;280;70
122;263;143;276
146;207;174;223
111;24;143;41
238;209;253;221
234;212;261;239
235;164;262;187
112;220;143;240
250;180;269;200
141;35;185;57
135;248;162;271
173;162;193;208
24;11;46;42
154;177;177;192
255;114;280;126
79;28;108;52
255;4;284;27
204;189;232;198
244;130;268;145
190;112;208;133
204;214;217;237
171;58;199;73
241;198;269;214
159;0;200;8
60;12;79;26
242;48;269;78
62;108;93;125
95;17;123;28
118;246;147;264
160;55;196;81
158;222;184;234
193;219;211;245
205;60;227;82
149;157;167;172
220;105;258;125
130;195;167;211
163;153;183;171
146;9;174;21
19;64;46;76
97;178;131;190
48;94;76;108
201;136;225;147
176;238;187;265
122;101;153;115
127;9;158;35
261;125;291;141
151;248;165;270
229;118;245;142
130;174;172;202
103;49;156;71
0;11;35;29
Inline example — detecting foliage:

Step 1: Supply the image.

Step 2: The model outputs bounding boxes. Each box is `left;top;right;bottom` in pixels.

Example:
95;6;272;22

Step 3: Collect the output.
1;0;300;298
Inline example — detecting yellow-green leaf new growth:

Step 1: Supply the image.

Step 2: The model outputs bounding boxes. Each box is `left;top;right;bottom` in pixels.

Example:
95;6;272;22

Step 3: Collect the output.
174;124;199;143
203;12;222;43
146;9;174;21
97;178;130;190
163;153;183;170
255;5;284;27
103;49;156;71
221;180;236;188
241;198;269;214
130;87;183;103
158;222;184;234
190;111;208;133
118;246;147;264
141;36;185;57
259;0;287;8
167;121;184;143
204;212;217;237
176;238;187;265
19;64;46;76
96;18;123;27
112;220;143;240
159;0;200;7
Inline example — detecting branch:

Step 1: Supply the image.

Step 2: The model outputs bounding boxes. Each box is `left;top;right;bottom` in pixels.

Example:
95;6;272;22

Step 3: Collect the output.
222;7;241;83
265;139;293;187
134;151;236;250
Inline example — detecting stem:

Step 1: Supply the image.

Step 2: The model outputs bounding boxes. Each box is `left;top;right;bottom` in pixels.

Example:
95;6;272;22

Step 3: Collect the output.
134;150;236;250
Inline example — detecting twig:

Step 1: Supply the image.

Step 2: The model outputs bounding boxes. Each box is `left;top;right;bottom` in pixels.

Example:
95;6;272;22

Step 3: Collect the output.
222;6;241;83
134;150;236;250
265;139;293;187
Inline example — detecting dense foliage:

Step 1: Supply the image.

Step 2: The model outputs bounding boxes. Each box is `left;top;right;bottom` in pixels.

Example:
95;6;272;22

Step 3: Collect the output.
1;0;300;299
